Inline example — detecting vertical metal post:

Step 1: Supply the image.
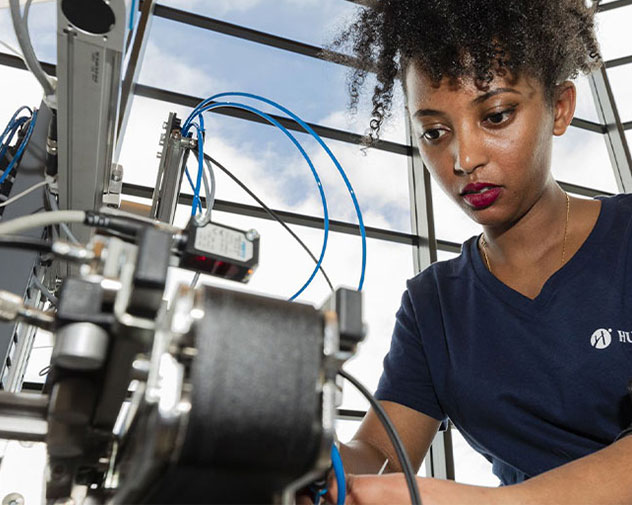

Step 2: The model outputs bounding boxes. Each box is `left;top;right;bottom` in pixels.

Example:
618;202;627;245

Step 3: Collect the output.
114;0;157;162
56;0;129;241
426;425;455;480
406;118;438;269
0;104;51;389
405;118;455;480
589;66;632;193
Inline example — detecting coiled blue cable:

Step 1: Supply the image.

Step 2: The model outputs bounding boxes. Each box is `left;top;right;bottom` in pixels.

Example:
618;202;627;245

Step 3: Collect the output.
331;444;346;505
0;109;37;185
0;106;32;144
188;122;205;216
129;0;137;31
186;101;329;301
184;92;366;292
0;116;29;165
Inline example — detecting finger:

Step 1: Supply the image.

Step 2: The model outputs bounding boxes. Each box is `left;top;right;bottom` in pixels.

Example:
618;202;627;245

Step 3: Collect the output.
345;474;410;505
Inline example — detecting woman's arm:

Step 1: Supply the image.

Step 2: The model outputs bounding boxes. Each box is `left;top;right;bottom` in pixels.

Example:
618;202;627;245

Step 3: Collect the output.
341;436;632;505
339;400;441;474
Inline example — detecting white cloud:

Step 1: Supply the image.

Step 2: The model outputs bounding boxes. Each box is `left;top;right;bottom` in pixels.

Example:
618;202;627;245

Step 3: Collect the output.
140;41;227;97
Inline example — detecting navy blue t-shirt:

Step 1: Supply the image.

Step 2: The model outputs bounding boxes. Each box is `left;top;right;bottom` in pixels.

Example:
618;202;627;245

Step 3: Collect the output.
375;194;632;485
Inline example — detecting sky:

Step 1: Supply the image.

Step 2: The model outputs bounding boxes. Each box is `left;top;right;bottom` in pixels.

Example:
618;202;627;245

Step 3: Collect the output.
0;0;631;488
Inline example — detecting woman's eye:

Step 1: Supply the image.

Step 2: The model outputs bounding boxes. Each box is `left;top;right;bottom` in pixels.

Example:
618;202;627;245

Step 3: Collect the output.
422;128;447;142
484;109;514;125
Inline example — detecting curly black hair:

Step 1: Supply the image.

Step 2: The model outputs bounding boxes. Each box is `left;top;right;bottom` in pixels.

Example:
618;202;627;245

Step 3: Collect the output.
332;0;602;144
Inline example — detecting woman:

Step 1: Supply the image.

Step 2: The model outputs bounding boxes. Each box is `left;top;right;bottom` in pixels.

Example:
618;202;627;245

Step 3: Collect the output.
330;1;632;503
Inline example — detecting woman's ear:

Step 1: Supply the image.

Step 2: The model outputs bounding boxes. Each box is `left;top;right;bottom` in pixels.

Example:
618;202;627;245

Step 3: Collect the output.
552;81;577;136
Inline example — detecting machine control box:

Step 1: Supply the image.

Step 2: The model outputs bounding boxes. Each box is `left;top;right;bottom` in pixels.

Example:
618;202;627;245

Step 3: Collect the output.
180;220;259;282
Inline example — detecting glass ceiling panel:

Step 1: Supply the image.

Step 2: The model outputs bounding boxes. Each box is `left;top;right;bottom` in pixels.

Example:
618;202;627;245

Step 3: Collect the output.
140;15;408;144
608;63;632;123
551;127;618;193
574;74;601;123
596;5;632;61
0;3;56;64
157;0;360;49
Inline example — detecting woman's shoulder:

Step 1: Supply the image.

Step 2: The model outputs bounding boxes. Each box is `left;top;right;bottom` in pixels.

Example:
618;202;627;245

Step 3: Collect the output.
592;193;632;237
597;192;632;212
406;236;478;294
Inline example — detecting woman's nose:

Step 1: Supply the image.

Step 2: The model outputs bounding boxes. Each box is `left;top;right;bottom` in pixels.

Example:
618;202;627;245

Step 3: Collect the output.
453;129;488;175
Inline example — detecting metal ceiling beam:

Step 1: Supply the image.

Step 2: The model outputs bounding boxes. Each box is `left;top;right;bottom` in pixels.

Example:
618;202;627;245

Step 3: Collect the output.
134;83;412;156
597;0;632;12
589;66;632;192
605;55;632;69
151;3;363;69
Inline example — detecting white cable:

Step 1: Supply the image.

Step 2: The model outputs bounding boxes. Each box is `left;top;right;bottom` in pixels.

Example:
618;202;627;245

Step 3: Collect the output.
9;0;55;99
0;179;47;208
194;155;216;227
45;189;80;244
0;210;84;235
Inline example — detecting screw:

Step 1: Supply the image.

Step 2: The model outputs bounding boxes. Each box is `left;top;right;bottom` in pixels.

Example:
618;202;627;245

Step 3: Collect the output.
180;346;198;359
111;165;123;182
2;493;24;505
156;152;162;159
246;229;259;241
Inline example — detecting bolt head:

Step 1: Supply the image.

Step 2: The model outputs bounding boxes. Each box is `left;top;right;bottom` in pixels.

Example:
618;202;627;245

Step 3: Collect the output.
246;229;259;241
2;493;24;505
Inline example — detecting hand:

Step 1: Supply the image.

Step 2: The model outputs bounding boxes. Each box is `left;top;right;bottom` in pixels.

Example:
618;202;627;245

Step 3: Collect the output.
325;473;415;505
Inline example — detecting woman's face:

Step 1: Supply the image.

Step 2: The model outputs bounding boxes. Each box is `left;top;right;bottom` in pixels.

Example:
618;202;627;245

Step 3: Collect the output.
405;61;575;228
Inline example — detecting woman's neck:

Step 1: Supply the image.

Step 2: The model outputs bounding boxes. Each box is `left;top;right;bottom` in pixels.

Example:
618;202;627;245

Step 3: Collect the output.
482;180;568;269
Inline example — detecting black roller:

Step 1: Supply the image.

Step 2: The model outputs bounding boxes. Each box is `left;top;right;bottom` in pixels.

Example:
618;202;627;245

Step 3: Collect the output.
151;285;326;504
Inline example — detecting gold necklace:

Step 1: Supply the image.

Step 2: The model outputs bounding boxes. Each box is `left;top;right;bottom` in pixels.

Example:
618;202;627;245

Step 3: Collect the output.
480;192;570;273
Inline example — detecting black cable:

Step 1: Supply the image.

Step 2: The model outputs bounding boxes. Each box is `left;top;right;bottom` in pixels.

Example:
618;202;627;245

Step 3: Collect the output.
0;235;52;253
338;369;422;505
202;152;335;293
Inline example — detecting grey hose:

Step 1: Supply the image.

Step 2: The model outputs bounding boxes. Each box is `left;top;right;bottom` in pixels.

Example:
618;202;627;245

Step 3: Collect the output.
0;210;85;235
23;0;34;21
9;0;56;99
31;275;58;306
193;154;216;227
46;189;80;244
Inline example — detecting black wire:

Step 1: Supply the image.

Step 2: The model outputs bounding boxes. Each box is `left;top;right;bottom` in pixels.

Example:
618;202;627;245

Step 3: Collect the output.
201;152;335;293
338;369;422;505
0;235;52;253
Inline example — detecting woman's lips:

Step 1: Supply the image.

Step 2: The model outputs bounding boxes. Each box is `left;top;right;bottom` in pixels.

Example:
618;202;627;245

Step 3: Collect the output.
461;184;502;209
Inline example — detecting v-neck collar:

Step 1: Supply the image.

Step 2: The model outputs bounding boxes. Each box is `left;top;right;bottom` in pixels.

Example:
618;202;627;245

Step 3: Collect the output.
468;196;614;314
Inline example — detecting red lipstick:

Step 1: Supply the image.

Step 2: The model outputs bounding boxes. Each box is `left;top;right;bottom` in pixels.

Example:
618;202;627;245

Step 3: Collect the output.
461;183;502;209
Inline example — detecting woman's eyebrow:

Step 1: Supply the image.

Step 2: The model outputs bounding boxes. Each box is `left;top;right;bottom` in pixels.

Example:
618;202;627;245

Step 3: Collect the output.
412;108;446;119
412;88;523;119
472;88;522;105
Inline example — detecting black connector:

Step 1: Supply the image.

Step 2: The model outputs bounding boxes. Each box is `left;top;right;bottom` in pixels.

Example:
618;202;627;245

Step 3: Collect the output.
129;227;172;317
179;219;259;283
57;278;114;327
84;211;145;238
45;110;58;177
321;288;365;352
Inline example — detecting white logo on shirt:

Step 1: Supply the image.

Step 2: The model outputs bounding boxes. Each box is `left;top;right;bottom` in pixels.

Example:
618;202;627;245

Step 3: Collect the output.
590;328;612;349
